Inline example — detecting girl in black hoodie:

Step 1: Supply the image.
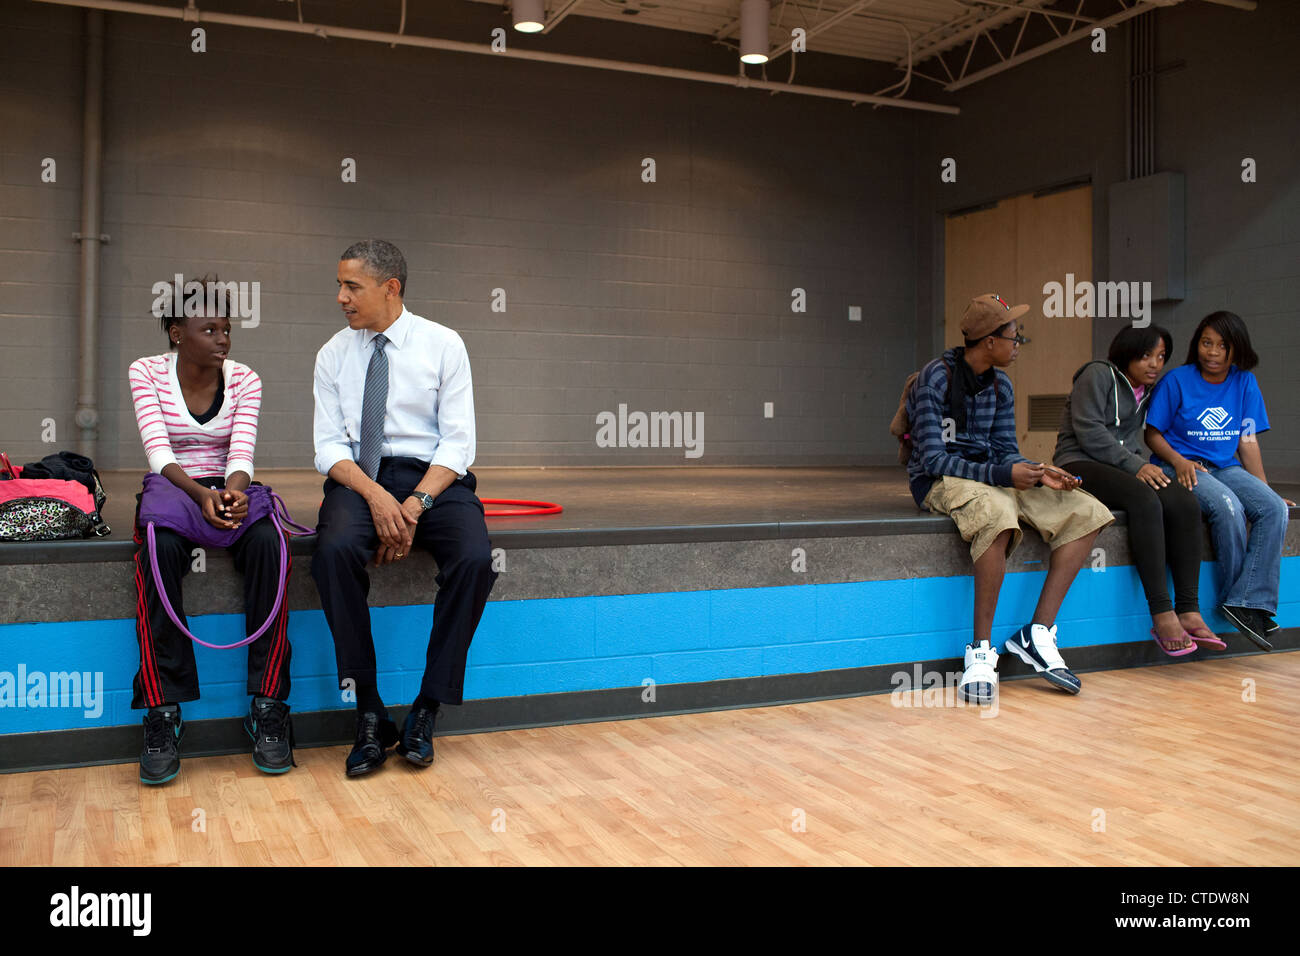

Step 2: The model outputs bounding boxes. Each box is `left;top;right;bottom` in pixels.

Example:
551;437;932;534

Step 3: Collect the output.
1053;326;1216;656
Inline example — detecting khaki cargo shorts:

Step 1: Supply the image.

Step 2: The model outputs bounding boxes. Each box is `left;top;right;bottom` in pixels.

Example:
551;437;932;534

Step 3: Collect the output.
923;475;1114;562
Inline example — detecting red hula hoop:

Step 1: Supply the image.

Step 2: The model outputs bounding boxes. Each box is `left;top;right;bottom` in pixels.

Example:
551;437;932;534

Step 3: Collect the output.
482;498;563;517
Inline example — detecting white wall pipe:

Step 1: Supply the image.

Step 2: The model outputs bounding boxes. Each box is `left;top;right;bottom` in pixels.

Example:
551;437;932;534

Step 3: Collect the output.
74;8;105;459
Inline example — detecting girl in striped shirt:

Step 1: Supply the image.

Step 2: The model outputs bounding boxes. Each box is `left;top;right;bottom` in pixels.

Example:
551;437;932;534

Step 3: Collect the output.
128;279;294;785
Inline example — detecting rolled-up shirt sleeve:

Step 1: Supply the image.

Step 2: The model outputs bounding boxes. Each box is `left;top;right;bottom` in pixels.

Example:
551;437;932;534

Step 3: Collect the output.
430;335;476;477
313;343;354;476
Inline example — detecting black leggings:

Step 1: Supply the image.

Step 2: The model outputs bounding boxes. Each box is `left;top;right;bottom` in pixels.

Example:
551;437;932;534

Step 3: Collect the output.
1065;460;1202;616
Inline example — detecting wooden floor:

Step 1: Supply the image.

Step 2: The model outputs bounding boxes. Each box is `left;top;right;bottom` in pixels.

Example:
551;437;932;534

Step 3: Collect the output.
3;652;1298;866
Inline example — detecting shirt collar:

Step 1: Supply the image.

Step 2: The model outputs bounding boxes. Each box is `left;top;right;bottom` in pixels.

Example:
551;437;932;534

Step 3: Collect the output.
362;306;413;350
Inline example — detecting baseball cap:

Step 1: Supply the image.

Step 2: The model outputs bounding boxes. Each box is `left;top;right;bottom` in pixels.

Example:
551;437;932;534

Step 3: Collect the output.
961;293;1029;341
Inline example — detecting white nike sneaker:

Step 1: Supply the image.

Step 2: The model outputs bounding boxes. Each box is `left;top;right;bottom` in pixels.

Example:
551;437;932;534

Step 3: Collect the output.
958;641;999;705
1004;623;1081;694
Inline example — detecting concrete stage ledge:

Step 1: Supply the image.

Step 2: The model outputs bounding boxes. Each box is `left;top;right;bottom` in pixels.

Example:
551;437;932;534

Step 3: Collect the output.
1;467;1296;772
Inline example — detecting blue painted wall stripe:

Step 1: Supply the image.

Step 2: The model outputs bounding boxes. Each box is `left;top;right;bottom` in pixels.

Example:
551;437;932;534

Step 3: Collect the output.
0;557;1295;734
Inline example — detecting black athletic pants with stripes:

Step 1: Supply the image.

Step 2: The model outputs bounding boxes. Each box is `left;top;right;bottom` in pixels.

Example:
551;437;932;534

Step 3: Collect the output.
310;457;497;707
1064;459;1202;617
131;477;292;709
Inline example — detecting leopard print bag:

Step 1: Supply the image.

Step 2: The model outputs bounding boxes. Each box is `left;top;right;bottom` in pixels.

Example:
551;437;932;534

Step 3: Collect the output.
0;455;110;541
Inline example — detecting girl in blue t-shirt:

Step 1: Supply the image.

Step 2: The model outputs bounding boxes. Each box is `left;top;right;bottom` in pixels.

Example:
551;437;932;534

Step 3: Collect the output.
1145;311;1294;650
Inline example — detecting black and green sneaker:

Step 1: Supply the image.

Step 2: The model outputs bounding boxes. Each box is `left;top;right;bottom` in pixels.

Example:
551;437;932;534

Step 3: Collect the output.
244;697;295;774
140;707;184;785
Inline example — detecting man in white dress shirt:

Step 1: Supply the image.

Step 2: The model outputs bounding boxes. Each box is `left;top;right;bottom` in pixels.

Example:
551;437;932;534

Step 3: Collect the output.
311;239;497;777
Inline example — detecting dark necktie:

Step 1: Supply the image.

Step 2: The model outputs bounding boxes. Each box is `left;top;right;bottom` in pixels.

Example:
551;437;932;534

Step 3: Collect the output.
358;333;389;479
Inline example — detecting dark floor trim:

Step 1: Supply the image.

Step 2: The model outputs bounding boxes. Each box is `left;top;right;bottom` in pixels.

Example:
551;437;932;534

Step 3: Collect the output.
3;630;1295;774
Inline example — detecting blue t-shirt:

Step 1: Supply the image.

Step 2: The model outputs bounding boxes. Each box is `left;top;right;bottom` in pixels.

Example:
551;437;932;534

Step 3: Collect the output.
1145;364;1270;469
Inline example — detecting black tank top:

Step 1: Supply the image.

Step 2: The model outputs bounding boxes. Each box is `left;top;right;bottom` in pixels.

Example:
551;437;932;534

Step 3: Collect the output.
192;370;225;425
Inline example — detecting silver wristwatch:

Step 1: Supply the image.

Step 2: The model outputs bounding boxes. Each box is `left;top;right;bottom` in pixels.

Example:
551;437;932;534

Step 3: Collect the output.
413;492;434;511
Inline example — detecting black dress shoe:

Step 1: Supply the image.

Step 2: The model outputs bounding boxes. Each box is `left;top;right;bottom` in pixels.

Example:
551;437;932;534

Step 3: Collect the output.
396;705;438;767
346;711;399;777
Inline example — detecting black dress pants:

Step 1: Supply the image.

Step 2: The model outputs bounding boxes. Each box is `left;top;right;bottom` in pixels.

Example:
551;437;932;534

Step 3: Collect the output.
131;479;293;709
1064;459;1202;616
310;457;498;706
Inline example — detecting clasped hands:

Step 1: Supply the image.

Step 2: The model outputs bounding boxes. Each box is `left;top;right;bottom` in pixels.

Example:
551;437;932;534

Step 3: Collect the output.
367;490;424;565
199;487;249;530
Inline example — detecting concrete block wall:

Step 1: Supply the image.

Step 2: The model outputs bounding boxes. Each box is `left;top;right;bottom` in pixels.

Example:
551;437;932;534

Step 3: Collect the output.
6;1;1293;477
0;7;83;463
0;0;918;471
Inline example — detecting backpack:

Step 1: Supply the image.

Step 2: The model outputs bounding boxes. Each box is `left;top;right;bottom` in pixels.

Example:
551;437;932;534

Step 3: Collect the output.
888;358;954;465
0;451;110;540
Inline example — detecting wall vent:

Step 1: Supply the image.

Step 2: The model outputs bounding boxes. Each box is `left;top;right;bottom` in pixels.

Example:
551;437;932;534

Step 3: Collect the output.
1029;395;1069;431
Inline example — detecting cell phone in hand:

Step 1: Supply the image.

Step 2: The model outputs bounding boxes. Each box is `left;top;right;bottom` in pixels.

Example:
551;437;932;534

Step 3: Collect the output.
1040;464;1082;484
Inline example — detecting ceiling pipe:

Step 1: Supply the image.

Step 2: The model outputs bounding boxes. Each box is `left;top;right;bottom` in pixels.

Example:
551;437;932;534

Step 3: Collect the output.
31;0;959;114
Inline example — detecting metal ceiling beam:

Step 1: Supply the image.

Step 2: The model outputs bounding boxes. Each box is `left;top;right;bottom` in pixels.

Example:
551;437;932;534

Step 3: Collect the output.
714;12;741;39
903;0;1053;67
766;0;884;60
541;0;585;34
944;0;1160;90
32;0;960;113
897;0;1248;90
904;7;986;58
716;0;920;44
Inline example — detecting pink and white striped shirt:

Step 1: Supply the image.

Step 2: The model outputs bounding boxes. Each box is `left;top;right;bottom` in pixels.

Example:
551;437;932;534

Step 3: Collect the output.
129;353;261;480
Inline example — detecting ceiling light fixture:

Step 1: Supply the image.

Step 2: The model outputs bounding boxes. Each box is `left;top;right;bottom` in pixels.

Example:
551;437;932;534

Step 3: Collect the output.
739;0;770;64
512;0;546;33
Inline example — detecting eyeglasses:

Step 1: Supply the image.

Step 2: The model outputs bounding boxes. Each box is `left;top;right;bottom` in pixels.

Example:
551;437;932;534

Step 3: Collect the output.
994;332;1031;345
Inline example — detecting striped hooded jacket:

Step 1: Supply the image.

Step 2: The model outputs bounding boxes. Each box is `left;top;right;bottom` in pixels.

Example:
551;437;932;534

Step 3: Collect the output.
905;348;1032;507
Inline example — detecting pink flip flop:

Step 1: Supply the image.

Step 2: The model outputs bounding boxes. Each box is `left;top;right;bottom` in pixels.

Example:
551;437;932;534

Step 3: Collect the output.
1152;628;1198;657
1184;626;1228;651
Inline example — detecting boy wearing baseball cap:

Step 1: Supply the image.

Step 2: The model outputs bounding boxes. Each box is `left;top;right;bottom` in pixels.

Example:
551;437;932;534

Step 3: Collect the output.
906;294;1113;703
